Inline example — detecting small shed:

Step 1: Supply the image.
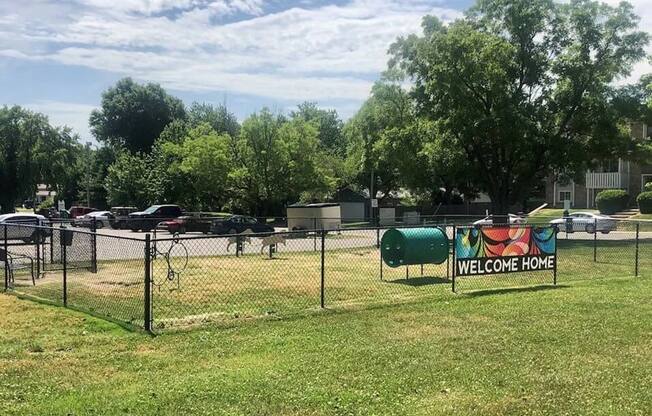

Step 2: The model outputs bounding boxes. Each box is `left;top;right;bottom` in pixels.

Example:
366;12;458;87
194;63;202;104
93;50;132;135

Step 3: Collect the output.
379;207;396;225
330;188;367;222
287;203;342;231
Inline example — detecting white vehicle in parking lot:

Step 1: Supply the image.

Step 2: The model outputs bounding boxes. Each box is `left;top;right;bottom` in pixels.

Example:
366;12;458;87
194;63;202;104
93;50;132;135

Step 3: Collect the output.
549;212;616;234
0;213;51;243
473;214;527;226
72;211;115;229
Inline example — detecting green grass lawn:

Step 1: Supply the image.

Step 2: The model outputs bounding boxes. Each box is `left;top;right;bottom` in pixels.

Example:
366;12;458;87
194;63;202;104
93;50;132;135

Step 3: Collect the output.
1;274;651;415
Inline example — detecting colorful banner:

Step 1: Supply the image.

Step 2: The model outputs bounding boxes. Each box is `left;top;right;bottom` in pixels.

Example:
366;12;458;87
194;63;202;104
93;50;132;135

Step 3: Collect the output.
455;226;556;276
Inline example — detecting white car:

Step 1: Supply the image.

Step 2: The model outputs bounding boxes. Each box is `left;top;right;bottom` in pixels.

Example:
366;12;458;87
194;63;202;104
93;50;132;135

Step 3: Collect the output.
73;210;114;229
473;214;527;226
549;212;616;234
0;213;50;243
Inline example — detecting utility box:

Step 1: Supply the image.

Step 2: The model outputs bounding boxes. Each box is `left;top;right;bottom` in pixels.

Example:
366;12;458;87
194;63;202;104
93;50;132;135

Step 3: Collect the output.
287;203;342;231
403;211;420;225
381;227;449;268
379;207;396;225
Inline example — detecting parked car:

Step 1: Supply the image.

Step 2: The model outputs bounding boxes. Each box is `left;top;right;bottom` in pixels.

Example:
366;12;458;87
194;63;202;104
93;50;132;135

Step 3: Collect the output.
549;212;616;234
69;206;96;219
126;205;183;232
157;215;213;234
72;211;115;229
0;213;51;243
35;207;69;220
109;206;138;229
473;214;527;226
210;215;274;235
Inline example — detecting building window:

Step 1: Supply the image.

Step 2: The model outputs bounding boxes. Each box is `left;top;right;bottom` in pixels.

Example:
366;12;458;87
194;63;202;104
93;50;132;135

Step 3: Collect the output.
559;191;572;202
643;174;652;191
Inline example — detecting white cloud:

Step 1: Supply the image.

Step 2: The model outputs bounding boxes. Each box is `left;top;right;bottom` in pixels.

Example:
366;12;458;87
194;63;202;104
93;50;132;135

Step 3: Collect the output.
0;0;462;103
26;101;96;142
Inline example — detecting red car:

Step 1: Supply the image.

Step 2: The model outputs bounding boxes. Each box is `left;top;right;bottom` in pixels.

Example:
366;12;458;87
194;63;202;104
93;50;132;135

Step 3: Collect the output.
69;206;96;219
157;216;212;234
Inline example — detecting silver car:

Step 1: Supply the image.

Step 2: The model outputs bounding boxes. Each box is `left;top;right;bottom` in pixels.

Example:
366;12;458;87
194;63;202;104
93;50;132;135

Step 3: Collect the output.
0;213;50;243
549;212;616;234
72;211;114;229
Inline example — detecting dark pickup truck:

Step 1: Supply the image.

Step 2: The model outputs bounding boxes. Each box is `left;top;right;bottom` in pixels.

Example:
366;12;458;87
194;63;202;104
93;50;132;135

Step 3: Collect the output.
126;205;183;232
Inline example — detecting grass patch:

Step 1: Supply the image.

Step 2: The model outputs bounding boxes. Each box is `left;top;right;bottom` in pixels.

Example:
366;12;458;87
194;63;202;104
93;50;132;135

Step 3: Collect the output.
632;213;652;220
1;275;652;415
8;236;651;330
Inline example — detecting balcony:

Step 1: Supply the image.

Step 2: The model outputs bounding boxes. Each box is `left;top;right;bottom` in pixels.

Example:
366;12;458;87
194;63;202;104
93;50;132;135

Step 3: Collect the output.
584;172;625;189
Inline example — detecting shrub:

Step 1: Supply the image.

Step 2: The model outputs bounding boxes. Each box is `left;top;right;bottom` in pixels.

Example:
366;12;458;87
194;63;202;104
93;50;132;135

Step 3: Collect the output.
595;189;629;215
36;197;54;211
637;191;652;214
644;182;652;192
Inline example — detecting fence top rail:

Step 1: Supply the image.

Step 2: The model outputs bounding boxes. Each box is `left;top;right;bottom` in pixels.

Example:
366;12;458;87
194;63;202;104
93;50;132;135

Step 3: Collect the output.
1;222;147;242
150;223;448;242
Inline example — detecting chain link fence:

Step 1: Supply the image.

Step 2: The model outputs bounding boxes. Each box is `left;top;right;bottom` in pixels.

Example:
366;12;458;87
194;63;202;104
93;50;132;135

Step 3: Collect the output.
2;219;651;332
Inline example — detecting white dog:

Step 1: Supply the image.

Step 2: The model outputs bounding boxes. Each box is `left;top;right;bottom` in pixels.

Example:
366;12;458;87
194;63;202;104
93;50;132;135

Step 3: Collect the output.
226;229;253;252
260;234;287;254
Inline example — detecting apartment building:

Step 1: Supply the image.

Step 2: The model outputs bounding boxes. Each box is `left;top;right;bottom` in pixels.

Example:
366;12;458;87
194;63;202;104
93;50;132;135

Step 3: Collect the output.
546;123;652;208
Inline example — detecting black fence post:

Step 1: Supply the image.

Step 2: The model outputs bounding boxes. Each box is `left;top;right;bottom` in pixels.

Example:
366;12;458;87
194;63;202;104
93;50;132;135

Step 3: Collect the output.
3;224;8;291
91;217;97;273
451;225;456;293
593;218;597;262
62;228;67;307
313;217;317;252
49;229;53;264
320;230;325;309
144;234;152;332
376;227;380;249
635;222;640;277
553;227;558;286
35;235;40;279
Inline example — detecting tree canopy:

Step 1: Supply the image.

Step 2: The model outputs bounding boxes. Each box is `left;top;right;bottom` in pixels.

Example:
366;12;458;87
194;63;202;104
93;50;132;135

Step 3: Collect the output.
389;0;649;212
0;106;80;213
89;78;186;153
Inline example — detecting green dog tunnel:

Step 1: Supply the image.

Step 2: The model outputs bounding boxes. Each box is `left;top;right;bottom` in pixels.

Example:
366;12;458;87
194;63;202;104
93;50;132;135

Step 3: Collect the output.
381;227;449;267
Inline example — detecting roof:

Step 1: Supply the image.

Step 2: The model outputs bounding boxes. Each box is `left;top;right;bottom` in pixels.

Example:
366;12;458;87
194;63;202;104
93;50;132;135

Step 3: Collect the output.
330;188;367;203
287;203;340;208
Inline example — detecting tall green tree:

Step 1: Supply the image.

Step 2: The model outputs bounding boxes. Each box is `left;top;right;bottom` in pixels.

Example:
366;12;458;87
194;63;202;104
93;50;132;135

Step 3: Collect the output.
231;109;335;214
389;0;649;213
157;124;232;211
188;102;240;138
104;152;165;208
345;79;413;200
0;106;79;213
89;78;186;153
291;102;345;155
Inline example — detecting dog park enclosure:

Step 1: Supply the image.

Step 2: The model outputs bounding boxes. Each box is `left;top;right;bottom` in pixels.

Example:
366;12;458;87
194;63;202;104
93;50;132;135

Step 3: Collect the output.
2;219;651;332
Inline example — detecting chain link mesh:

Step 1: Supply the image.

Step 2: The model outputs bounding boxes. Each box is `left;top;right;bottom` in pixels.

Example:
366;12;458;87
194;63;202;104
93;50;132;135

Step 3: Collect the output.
2;219;651;331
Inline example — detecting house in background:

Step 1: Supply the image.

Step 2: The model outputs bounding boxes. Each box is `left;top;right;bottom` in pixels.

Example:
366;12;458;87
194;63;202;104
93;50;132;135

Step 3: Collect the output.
546;123;652;208
34;184;56;205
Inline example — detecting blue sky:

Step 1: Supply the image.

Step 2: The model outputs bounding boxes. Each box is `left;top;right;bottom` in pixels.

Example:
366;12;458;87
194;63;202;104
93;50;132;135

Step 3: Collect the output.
0;0;650;143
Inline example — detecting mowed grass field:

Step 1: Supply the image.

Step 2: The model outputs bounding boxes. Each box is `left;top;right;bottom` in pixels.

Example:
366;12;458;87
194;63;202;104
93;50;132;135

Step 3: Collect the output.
9;235;652;330
1;274;651;415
